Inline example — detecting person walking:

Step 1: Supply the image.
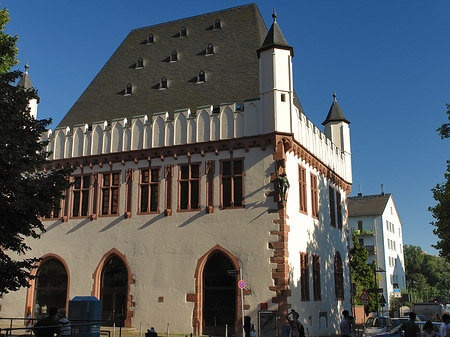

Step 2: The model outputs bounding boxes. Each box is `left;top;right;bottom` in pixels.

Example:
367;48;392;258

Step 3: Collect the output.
33;307;59;337
340;310;351;337
286;309;305;337
401;312;420;337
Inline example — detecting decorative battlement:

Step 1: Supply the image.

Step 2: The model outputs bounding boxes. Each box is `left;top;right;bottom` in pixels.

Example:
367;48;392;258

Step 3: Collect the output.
44;100;352;183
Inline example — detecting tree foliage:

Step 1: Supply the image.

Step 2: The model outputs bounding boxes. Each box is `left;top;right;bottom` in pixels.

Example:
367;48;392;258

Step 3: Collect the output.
429;104;450;260
0;7;72;294
403;244;450;304
350;233;378;313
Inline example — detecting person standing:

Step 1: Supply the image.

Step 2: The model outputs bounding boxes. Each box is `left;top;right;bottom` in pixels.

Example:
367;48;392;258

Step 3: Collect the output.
286;309;305;337
440;313;450;337
33;307;59;337
340;310;351;337
401;312;420;337
421;320;437;337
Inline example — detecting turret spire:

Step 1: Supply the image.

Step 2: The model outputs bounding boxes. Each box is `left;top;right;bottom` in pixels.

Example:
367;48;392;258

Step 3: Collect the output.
272;8;277;22
257;9;293;57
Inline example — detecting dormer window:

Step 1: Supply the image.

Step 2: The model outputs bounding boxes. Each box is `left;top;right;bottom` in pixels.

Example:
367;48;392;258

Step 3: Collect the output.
170;51;178;62
159;77;168;90
136;57;144;68
197;71;206;83
214;19;221;30
125;83;132;95
147;34;154;44
180;26;187;37
206;44;214;55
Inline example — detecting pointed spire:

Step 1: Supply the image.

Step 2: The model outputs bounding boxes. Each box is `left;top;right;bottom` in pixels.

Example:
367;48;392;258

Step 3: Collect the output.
17;62;33;89
257;10;293;57
322;91;350;125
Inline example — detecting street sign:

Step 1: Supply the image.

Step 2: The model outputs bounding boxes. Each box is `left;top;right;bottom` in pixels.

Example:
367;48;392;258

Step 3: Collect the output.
379;294;386;306
368;288;384;294
238;280;246;289
360;289;370;304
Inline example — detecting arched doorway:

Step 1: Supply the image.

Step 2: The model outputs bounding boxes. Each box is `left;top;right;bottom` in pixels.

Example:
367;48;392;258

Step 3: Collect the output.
100;255;128;326
34;259;68;319
203;252;237;336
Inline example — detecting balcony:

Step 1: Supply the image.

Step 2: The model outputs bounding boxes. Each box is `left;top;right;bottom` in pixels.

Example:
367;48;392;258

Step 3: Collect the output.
352;226;375;236
364;245;377;256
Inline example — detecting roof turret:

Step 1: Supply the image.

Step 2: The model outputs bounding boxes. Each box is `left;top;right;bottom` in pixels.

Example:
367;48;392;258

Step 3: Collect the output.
322;91;350;125
257;9;293;57
17;61;33;89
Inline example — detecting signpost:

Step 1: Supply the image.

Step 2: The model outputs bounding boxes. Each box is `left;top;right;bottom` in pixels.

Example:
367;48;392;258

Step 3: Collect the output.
360;289;370;305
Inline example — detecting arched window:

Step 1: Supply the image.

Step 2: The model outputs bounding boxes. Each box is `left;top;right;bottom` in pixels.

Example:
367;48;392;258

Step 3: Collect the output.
100;256;128;326
34;259;68;319
136;57;144;68
159;77;168;90
214;19;221;30
180;26;187;37
334;252;344;300
170;51;178;62
197;70;206;83
206;44;214;55
125;83;132;96
147;34;154;44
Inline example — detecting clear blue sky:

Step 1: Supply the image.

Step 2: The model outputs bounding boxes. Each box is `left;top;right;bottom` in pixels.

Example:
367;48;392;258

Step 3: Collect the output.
3;1;449;255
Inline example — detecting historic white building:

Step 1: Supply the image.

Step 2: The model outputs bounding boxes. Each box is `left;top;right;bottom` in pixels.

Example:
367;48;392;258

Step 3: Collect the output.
348;192;406;316
2;5;354;336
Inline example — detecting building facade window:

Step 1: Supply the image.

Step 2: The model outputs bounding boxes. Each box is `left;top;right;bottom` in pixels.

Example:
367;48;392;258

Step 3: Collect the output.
180;26;187;37
329;186;336;227
147;34;154;44
206;43;214;55
165;165;173;215
220;158;244;208
334;252;344;300
178;163;201;211
298;165;307;214
170;51;178;62
101;172;120;216
160;77;168;90
139;168;160;213
358;220;363;231
300;252;309;301
337;191;342;230
206;161;215;213
214;19;221;30
197;70;206;83
72;175;90;217
136;57;144;68
310;173;319;219
312;254;321;301
125;83;132;95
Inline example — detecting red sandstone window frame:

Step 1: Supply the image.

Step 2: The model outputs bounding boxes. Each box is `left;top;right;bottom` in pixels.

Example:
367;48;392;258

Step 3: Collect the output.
100;171;121;216
337;191;343;230
42;193;64;220
312;254;321;301
298;165;307;214
219;158;245;209
138;167;160;214
300;252;310;301
177;163;201;212
310;173;319;219
71;174;91;218
334;251;344;300
206;161;215;213
329;186;336;227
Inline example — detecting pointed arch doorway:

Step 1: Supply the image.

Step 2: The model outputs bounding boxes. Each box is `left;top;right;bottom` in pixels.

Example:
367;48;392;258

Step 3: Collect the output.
202;252;237;336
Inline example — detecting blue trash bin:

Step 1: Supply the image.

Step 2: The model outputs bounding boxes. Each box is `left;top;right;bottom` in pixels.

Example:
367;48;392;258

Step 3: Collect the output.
68;296;101;337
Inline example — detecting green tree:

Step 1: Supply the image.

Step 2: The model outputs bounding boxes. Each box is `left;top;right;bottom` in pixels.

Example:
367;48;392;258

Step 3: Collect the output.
0;7;71;294
350;233;378;313
429;104;450;260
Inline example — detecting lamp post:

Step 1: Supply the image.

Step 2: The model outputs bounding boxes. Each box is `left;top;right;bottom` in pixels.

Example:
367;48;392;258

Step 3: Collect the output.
372;260;385;316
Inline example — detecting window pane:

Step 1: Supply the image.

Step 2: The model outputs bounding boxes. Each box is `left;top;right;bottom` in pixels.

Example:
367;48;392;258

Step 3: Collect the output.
103;174;110;187
150;185;158;211
191;181;199;209
74;177;81;189
180;181;189;209
191;165;200;178
73;191;80;217
102;190;110;214
112;173;120;186
223;177;231;207
181;166;189;179
111;188;119;214
233;160;242;174
81;190;89;216
140;186;149;212
151;169;159;182
223;161;231;176
141;170;149;184
234;177;243;206
82;176;90;188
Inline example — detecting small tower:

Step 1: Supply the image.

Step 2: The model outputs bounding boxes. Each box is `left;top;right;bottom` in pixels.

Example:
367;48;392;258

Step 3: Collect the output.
322;91;351;154
257;10;294;134
17;62;38;119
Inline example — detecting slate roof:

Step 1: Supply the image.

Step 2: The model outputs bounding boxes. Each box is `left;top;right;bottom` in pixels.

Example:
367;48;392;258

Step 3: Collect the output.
347;193;392;217
57;4;304;129
17;64;33;90
322;92;350;125
257;11;293;57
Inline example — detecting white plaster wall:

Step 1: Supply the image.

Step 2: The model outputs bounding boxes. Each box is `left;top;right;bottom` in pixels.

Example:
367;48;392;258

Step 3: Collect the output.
1;148;281;334
284;152;351;336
